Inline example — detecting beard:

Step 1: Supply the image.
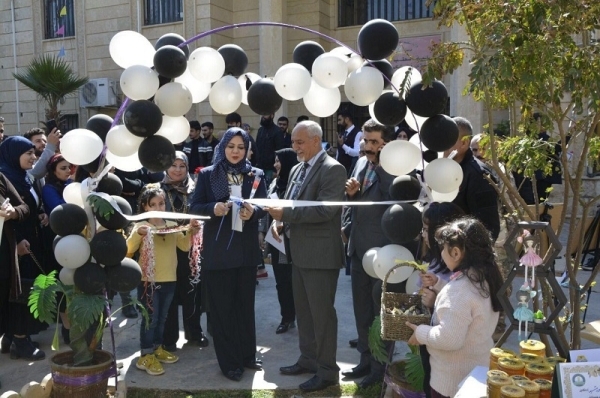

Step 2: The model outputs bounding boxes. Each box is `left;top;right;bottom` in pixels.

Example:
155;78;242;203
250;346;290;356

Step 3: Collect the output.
260;117;274;127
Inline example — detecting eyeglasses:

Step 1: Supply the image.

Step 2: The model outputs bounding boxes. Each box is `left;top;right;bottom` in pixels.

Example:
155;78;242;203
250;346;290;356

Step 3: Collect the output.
0;129;4;133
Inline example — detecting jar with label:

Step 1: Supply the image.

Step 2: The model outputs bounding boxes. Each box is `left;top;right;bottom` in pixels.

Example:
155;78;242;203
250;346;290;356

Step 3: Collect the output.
498;357;526;376
488;375;513;398
533;378;552;398
510;374;530;384
514;379;541;398
525;363;553;381
520;340;546;357
488;369;509;379
518;353;543;365
544;356;566;370
491;347;516;370
500;385;526;398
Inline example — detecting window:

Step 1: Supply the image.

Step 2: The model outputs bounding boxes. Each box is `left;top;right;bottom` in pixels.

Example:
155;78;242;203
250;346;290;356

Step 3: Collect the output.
145;0;183;26
59;113;79;134
339;0;434;27
44;0;75;39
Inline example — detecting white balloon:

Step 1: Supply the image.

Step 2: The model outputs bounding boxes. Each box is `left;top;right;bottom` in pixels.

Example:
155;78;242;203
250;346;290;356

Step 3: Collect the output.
303;79;341;118
54;235;90;269
379;140;422;176
237;73;261;105
156;116;190;144
106;149;143;172
329;46;363;73
373;244;415;283
59;267;76;286
109;30;155;69
312;53;348;89
347;53;364;74
209;75;242;115
362;247;380;279
188;47;225;83
409;132;429;151
273;63;312;101
424;158;464;193
391;66;422;96
405;270;422;294
154;82;193;117
345;66;384;106
120;65;159;100
431;187;459;202
175;68;211;103
60;129;104;166
63;182;84;207
368;102;384;125
405;108;428;132
106;125;144;157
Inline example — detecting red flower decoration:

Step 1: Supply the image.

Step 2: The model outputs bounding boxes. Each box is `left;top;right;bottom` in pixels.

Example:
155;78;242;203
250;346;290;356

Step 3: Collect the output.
194;167;203;174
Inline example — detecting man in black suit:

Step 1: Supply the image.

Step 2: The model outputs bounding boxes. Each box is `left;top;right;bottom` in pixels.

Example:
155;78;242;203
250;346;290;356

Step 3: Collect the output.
343;120;396;388
266;120;347;393
336;110;363;176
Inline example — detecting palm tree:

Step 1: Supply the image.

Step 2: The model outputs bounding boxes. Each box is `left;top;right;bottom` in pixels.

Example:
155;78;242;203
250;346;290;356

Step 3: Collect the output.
13;54;88;123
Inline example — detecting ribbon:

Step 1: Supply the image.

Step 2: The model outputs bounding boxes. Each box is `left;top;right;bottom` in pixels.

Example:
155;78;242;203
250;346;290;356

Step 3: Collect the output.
52;364;117;387
243;198;408;208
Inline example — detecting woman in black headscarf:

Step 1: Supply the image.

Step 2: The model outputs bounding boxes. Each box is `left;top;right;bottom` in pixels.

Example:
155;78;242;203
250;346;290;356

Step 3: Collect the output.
190;128;267;382
259;148;298;334
161;152;208;350
0;136;46;360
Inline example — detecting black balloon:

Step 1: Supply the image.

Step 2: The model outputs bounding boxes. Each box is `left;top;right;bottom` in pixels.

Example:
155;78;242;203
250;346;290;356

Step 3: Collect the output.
363;59;394;88
373;92;407;126
247;78;283;115
97;173;123;196
153;45;187;79
218;44;248;77
292;41;325;73
405;80;449;118
155;33;189;59
358;19;399;61
124;100;163;138
389;176;421;201
422;149;438;163
74;262;107;294
92;193;129;231
86;114;113;142
81;157;100;174
420;114;459;153
107;258;142;293
111;195;132;216
49;204;88;237
90;230;127;266
381;203;423;244
138;135;176;173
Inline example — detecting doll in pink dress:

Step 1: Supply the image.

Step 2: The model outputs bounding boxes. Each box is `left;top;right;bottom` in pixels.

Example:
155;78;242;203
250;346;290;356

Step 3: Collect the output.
519;234;543;289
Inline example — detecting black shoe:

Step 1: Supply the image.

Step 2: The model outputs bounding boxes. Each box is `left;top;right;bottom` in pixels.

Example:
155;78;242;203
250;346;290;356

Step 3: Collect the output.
196;333;209;347
10;339;45;361
276;321;296;334
299;375;338;392
358;373;384;389
244;359;263;370
349;338;358;348
1;336;11;354
342;362;371;379
163;344;177;352
280;363;315;375
122;305;138;319
224;368;243;381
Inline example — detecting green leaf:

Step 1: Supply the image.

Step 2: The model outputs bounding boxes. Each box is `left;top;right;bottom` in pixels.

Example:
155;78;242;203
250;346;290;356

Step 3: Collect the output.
368;316;390;365
68;294;106;330
28;271;60;324
86;194;115;219
405;345;425;392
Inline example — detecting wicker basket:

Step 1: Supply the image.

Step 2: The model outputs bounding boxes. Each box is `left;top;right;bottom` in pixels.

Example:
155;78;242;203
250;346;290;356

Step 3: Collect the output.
381;263;431;341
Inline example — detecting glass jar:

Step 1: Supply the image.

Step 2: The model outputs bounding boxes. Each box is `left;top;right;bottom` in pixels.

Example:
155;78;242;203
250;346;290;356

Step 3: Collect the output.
488;369;509;379
500;385;526;398
533;378;552;398
491;347;516;370
520;340;546;357
518;353;544;365
514;379;541;398
498;357;526;376
525;363;553;381
488;375;513;398
510;375;530;384
544;356;566;370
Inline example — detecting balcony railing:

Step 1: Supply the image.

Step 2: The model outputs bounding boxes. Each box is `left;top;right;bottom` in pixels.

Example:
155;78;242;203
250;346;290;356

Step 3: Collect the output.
339;0;434;27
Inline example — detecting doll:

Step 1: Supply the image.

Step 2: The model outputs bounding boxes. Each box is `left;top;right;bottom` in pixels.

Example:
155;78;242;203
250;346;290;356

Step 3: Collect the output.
519;234;543;289
513;288;535;340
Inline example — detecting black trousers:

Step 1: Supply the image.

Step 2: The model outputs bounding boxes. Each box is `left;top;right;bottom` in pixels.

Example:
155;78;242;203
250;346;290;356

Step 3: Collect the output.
163;250;204;346
270;248;295;323
206;266;257;374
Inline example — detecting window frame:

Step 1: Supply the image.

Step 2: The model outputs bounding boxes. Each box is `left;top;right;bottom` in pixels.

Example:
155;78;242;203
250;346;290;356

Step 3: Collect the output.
44;0;75;40
144;0;184;26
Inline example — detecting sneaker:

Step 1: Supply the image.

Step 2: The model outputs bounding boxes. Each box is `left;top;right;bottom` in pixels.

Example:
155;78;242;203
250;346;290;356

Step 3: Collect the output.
136;354;164;375
257;271;268;279
154;346;179;364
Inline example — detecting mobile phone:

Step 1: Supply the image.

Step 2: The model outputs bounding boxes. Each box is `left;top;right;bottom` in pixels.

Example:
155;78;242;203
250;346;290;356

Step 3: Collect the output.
46;119;57;132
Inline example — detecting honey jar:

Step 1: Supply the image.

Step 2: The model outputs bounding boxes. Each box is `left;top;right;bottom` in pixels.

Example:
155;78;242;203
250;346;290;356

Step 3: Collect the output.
510;375;530;384
488;375;513;398
544;356;566;370
488;369;509;379
498;357;526;376
525;363;553;381
518;353;543;365
514;379;541;398
533;378;552;398
491;347;516;370
520;340;546;357
500;385;526;398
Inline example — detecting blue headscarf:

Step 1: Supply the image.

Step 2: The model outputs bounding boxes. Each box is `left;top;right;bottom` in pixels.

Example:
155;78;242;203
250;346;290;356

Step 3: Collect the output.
210;128;252;200
0;136;35;194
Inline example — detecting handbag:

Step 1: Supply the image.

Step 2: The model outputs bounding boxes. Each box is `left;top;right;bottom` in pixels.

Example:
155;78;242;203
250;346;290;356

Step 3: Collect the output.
9;251;44;305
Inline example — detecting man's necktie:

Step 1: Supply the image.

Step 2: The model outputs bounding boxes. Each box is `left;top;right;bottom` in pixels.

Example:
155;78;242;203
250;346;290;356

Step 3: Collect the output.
289;162;308;199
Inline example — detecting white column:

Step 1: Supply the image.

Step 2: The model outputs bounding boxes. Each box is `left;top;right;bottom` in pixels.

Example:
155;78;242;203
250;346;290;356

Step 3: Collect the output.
259;0;287;117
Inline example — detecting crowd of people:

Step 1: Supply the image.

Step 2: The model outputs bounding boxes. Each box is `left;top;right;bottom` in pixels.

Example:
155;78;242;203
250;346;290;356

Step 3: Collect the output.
0;109;559;395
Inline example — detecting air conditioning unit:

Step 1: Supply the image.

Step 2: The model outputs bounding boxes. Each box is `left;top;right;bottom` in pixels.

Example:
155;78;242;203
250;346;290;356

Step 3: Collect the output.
80;78;118;107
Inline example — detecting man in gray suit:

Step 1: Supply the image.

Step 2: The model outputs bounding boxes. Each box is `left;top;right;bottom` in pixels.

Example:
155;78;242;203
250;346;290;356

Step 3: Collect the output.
342;119;396;388
266;120;346;392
